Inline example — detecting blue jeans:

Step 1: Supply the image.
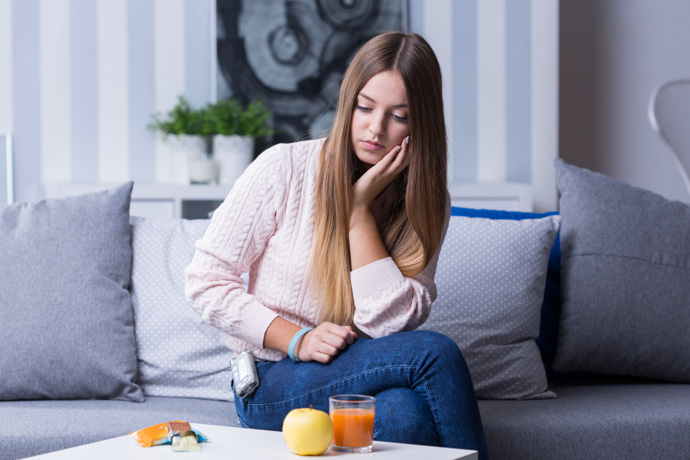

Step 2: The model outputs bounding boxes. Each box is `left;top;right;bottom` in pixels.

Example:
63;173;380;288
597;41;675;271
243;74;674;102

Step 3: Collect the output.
233;330;489;459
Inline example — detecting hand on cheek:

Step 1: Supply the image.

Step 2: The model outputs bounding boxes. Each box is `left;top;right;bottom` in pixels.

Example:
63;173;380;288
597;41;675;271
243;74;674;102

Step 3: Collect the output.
351;135;410;210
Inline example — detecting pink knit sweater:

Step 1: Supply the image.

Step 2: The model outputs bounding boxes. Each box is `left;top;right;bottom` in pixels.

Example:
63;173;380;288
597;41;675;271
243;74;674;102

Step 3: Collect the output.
185;138;450;361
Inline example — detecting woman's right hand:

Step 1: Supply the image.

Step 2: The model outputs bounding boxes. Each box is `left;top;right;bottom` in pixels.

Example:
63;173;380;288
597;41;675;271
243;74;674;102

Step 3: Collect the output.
350;136;410;219
297;322;357;363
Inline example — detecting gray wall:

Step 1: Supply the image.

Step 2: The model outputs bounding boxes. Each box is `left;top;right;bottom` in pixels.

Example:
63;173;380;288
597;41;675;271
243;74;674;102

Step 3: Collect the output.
560;0;690;203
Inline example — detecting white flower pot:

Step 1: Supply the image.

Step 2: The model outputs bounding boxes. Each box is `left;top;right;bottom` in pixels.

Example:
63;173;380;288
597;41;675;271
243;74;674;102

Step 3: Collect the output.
213;135;255;184
165;134;208;184
188;158;219;184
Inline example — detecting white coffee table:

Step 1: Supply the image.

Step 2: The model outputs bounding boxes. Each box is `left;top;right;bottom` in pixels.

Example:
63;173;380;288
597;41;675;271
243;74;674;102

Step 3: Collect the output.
27;423;477;459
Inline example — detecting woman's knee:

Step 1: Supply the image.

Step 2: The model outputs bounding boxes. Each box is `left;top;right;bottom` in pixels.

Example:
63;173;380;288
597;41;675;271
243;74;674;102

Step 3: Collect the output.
373;387;439;446
406;331;474;387
410;331;466;363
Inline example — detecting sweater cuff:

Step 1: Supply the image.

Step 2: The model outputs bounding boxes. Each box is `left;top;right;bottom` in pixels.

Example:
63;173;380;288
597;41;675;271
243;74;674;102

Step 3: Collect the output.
239;300;280;348
351;257;404;300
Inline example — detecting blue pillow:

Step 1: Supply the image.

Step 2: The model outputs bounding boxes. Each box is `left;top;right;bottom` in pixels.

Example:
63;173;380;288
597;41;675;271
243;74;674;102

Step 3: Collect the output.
450;207;561;370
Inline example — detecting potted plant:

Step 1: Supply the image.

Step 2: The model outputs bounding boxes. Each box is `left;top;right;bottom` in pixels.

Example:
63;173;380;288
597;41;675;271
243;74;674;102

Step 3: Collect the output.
148;96;218;185
206;98;275;184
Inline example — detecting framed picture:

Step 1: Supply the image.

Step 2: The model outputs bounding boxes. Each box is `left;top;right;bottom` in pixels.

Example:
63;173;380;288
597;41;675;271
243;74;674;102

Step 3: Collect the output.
216;0;408;147
0;132;12;205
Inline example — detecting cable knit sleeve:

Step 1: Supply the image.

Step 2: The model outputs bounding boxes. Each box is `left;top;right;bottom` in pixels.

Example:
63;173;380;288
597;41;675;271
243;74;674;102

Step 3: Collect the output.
184;145;288;349
351;195;451;338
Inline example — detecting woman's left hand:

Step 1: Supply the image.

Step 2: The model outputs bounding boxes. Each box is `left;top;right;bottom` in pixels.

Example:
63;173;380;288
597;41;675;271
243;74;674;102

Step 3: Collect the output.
296;322;357;363
350;137;410;219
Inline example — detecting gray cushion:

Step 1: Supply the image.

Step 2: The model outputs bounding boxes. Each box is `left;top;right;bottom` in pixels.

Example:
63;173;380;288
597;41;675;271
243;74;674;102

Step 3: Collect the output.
0;183;144;402
478;381;690;460
553;159;690;381
421;214;560;399
130;217;233;401
0;397;240;459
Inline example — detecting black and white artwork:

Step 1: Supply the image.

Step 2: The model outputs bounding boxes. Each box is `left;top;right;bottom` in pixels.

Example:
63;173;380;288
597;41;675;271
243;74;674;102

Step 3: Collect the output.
216;0;406;146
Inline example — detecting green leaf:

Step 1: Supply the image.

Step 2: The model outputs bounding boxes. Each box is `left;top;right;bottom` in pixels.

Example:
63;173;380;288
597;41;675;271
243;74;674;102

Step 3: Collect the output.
147;95;277;139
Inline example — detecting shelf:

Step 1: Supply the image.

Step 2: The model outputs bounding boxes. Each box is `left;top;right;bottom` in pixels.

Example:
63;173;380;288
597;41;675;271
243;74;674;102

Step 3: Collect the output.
448;182;533;212
43;182;233;219
42;181;533;219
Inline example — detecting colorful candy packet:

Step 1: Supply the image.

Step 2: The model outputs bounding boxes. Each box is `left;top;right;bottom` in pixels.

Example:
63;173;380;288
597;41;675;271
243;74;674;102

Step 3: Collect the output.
130;420;208;448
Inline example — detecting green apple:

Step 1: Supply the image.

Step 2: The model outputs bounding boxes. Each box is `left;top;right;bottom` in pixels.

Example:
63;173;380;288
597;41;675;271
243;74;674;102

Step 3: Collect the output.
282;406;333;456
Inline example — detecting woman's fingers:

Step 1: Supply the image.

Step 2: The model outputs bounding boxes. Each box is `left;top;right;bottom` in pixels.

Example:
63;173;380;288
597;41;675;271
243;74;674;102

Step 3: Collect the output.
297;322;356;362
372;136;410;179
309;350;332;364
351;138;410;209
300;338;338;362
380;144;403;172
390;136;410;172
343;326;357;345
317;341;340;356
317;324;351;350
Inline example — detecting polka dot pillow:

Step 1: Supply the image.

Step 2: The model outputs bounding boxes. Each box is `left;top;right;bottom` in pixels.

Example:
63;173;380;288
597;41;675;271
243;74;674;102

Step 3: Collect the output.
421;214;561;399
130;217;233;401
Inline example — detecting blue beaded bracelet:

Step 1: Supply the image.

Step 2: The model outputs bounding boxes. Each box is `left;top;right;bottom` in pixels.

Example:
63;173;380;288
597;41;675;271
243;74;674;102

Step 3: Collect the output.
288;327;313;362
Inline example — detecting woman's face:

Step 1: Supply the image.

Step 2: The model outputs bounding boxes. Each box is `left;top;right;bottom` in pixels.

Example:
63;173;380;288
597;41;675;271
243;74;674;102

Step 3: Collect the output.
350;70;410;168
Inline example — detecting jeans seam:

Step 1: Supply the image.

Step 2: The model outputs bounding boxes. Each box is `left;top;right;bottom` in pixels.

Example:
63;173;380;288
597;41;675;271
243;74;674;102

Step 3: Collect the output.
245;364;417;408
417;374;444;445
236;409;250;428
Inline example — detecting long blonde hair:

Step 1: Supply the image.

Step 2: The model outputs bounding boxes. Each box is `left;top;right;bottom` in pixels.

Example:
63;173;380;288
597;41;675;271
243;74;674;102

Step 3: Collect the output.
311;32;447;326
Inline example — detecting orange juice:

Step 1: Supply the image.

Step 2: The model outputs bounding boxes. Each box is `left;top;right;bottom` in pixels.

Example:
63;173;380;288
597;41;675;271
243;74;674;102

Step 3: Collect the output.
331;408;375;448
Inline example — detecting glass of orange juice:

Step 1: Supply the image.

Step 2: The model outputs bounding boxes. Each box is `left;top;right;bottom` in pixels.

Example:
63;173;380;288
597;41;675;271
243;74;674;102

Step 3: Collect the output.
329;394;376;453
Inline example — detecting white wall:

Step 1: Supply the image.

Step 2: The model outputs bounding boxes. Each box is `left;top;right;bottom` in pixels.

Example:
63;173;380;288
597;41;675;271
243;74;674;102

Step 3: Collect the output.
1;0;559;211
1;0;213;202
560;0;690;204
410;0;558;211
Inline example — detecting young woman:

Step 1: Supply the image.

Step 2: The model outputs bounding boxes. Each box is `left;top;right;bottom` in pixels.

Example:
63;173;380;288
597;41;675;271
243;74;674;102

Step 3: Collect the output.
185;31;488;457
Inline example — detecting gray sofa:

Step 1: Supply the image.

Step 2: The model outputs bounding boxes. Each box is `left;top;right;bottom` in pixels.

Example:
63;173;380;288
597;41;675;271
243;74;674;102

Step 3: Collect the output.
2;159;689;459
4;381;689;458
4;379;689;459
479;379;690;459
5;382;690;459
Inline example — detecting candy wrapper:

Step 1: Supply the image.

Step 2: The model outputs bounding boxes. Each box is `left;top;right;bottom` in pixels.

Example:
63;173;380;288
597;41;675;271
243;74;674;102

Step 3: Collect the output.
130;420;208;448
168;421;201;452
